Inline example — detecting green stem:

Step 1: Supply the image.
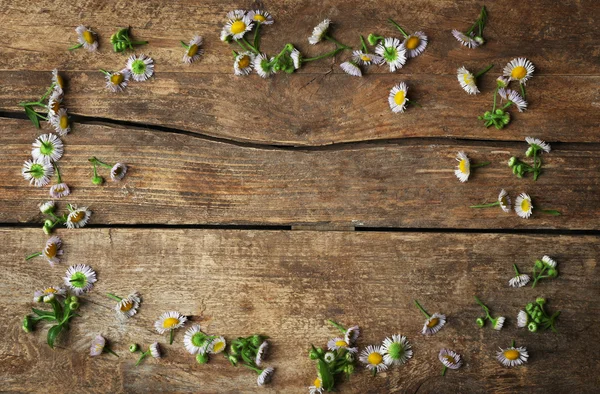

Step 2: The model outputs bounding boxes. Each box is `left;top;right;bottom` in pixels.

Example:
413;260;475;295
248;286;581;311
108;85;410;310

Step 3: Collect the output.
513;264;520;276
408;100;422;108
135;351;149;366
253;22;261;51
242;364;263;374
502;102;512;110
327;319;346;333
89;157;112;168
68;43;84;51
413;300;431;319
532;265;547;288
492;87;498;112
106;293;122;302
442;365;447;376
99;69;111;76
540;209;561;216
520;83;526;99
360;35;368;53
474;296;490;316
324;35;350;49
242;37;259;54
105;347;120;357
40;83;56;102
130;40;148;46
474;64;493;79
180;40;189;49
471;161;491;168
470;201;500;209
303;47;344;62
53;162;62;184
169;329;174;345
25;251;42;261
388;19;408;37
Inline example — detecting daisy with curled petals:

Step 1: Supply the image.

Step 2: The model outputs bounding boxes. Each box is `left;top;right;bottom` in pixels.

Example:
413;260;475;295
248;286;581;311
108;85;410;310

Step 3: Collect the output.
66;204;92;228
359;345;388;375
382;335;413;366
33;286;66;302
451;6;488;48
70;26;98;52
90;335;119;357
470;189;512;213
499;88;528;112
183;325;209;354
89;156;128;182
290;49;302;70
515;192;533;219
414;300;446;335
50;108;71;136
496;76;510;89
100;69;131;93
388;82;410;113
224;10;254;41
474;296;505;330
327;319;360;346
64;264;97;295
509;264;530;288
308;19;330;45
181;35;204;64
49;163;70;199
254;53;275;78
345;325;360;345
257;366;274;386
309;377;324;394
127;54;154;82
457;64;493;95
107;291;141;319
32;133;64;163
47;89;63;119
155;311;187;344
517;310;529;328
531;255;559;288
327;337;358;354
375;37;406;72
42;236;63;266
234;51;255;75
39;200;55;214
439;349;462;376
52;69;66;92
22;156;54;187
388;19;428;58
256;340;269;366
340;61;362;77
248;10;274;25
452;30;479;48
497;341;528;367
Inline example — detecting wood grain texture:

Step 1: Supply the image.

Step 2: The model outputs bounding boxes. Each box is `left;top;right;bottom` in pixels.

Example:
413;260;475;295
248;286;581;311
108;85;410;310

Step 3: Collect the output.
2;229;599;393
0;0;599;145
2;118;599;229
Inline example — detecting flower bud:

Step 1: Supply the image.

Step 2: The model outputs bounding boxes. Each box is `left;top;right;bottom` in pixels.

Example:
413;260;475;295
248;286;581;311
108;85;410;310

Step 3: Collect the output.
69;295;79;304
501;113;510;125
495;109;504;115
516;164;523;174
316;347;324;355
484;111;492;118
250;335;263;348
345;352;355;362
196;352;209;364
367;34;380;46
533;316;542;324
227;354;238;366
528;321;538;332
547;268;558;278
22;315;34;333
508;157;517;167
92;175;104;185
526;303;535;312
476;317;485;328
43;293;55;303
526;146;534;157
69;301;80;310
344;364;355;375
534;260;544;269
309;349;320;360
129;344;139;353
536;297;546;305
474;36;485;45
110;33;117;44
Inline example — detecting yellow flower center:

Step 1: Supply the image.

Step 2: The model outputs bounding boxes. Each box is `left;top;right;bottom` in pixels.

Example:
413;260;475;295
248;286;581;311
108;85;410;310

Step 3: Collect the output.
459;159;468;174
110;73;124;85
511;66;527;80
60;115;69;129
163;317;180;328
120;300;134;311
230;21;247;35
314;378;322;389
367;352;383;365
82;30;95;44
50;101;60;113
405;36;420;50
503;349;520;360
444;355;456;363
360;54;371;62
238;55;250;69
56;75;64;89
187;44;199;57
44;243;57;258
500;197;508;206
427;318;439;328
253;14;266;22
394;91;405;105
44;287;58;294
70;211;84;223
463;73;474;86
521;199;531;212
335;340;347;347
213;342;225;352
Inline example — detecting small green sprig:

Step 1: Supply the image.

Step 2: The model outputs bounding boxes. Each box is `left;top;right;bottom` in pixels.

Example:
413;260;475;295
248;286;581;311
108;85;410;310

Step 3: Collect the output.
24;293;81;348
18;83;56;129
531;256;559;288
226;334;268;367
462;6;488;45
110;27;148;52
40;202;89;234
474;296;505;330
522;297;561;333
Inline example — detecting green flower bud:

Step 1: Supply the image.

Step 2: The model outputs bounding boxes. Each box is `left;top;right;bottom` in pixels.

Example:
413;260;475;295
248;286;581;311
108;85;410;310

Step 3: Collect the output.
129;344;139;352
22;315;34;333
196;352;209;364
316;347;324;355
528;321;538;332
309;349;320;360
69;295;79;304
535;260;544;269
484;111;492;118
43;225;52;235
526;146;534;157
367;33;380;46
501;113;510;125
69;301;80;310
547;268;558;278
536;297;546;305
92;175;104;185
495;109;504;115
344;364;355;375
533;315;542;324
474;36;485;45
345;352;355;362
476;317;485;328
227;354;238;366
250;335;263;348
110;33;117;44
516;164;523;174
526;303;535;312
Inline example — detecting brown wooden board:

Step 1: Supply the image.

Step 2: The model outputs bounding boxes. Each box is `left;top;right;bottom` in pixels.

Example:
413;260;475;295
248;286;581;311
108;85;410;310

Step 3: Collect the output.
2;229;599;393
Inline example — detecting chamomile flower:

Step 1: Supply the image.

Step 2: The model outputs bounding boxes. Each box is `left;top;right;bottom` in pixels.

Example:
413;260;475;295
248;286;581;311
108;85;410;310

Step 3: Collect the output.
327;337;358;353
47;89;63;118
403;31;428;58
150;342;161;358
115;292;141;319
308;19;330;45
497;344;528;367
22;157;54;187
499;89;528;112
43;236;63;266
126;54;154;82
359;345;388;374
254;53;274;78
32;133;64;163
542;255;557;268
257;367;274;386
90;335;106;356
382;335;413;366
526;137;551;154
503;58;534;85
110;163;127;181
182;35;204;64
224;11;253;40
52;69;66;92
209;336;227;354
49;183;70;198
234;51;255;75
340;61;362;77
375;37;406;72
345;325;360;344
388;82;409;113
423;313;447;335
515;193;533;219
50;108;71;136
517;310;529;328
183;325;208;354
75;26;98;52
33;286;66;302
309;378;324;394
66;205;92;228
256;341;269;366
352;50;383;66
509;270;531;288
493;316;506;330
103;69;131;93
248;10;274;25
454;151;470;182
498;189;512;213
64;264;97;295
439;349;462;375
155;311;187;343
457;66;479;94
290;49;302;70
452;30;479;48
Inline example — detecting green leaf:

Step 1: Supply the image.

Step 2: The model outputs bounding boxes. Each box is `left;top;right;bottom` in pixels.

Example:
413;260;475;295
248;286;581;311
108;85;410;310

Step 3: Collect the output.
32;308;55;318
24;106;40;129
47;324;63;348
32;315;56;322
318;359;334;391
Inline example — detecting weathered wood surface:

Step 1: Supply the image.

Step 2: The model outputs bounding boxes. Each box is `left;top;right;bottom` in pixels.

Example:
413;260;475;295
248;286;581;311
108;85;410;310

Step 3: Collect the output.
0;0;599;145
2;229;599;393
2;118;599;229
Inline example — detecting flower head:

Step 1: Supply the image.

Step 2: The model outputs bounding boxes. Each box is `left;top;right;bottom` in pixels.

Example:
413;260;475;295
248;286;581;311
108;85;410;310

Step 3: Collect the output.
150;342;161;358
64;264;97;295
234;51;255;75
503;57;534;85
115;292;141;319
498;189;512;213
183;325;208;354
110;163;127;181
224;10;253;40
39;200;55;214
526;137;551;154
327;337;358;353
344;325;360;344
359;345;388;374
340;61;362;77
308;19;330;45
542;255;557;268
375;37;406;72
452;30;479;48
52;69;65;92
50;108;71;136
457;66;479;95
256;341;269;366
439;349;462;370
104;69;131;93
499;88;528;112
22;157;54;187
496;76;510;88
33;286;66;302
209;336;227;354
382;335;413;366
47;89;63;118
257;367;274;386
127;54;154;82
254;53;274;78
154;311;187;334
515;193;533;219
248;10;274;25
90;335;107;356
388;82;409;113
183;35;204;64
517;310;529;328
352;50;383;66
454;151;470;182
423;313;446;335
290;49;302;70
493;316;506;330
509;274;530;288
32;133;64;163
43;236;63;266
497;345;528;367
75;26;98;52
66;205;92;228
403;31;428;58
50;183;71;198
309;378;324;394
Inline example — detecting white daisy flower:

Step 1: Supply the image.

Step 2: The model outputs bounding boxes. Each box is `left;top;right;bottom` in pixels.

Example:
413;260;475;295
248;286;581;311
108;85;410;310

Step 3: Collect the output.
110;163;127;181
183;35;204;64
515;193;533;219
517;310;529;328
340;61;362;77
503;57;534;85
497;345;528;367
498;189;512;213
509;274;530;288
457;66;479;94
439;349;462;373
50;183;70;198
66;205;92;228
208;336;227;354
525;137;551;153
257;367;274;386
382;335;413;366
388;82;409;113
75;25;98;52
43;236;63;266
256;341;269;366
344;325;360;344
327;337;358;353
248;10;274;25
115;292;141;319
454;151;470;182
309;378;324;394
150;342;161;358
234;51;255;75
39;200;55;214
403;31;428;58
154;311;187;334
33;286;66;302
52;69;65;92
22;157;54;187
127;54;154;82
50;108;71;136
542;255;557;268
499;89;528;112
493;316;506;330
220;28;231;42
423;313;447;335
64;264;97;295
32;133;64;163
308;19;330;45
183;325;208;354
90;335;106;356
452;29;479;48
254;53;274;78
224;12;253;40
352;50;383;66
359;345;388;373
290;49;302;69
104;69;131;93
47;89;63;118
375;37;406;72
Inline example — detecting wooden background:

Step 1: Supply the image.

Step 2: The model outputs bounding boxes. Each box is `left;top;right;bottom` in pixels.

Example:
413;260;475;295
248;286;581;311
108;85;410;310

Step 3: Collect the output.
1;0;599;393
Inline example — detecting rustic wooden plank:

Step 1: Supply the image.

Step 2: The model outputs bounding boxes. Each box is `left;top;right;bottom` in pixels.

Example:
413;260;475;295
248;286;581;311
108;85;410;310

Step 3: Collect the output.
0;0;598;145
2;228;599;393
2;118;599;229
